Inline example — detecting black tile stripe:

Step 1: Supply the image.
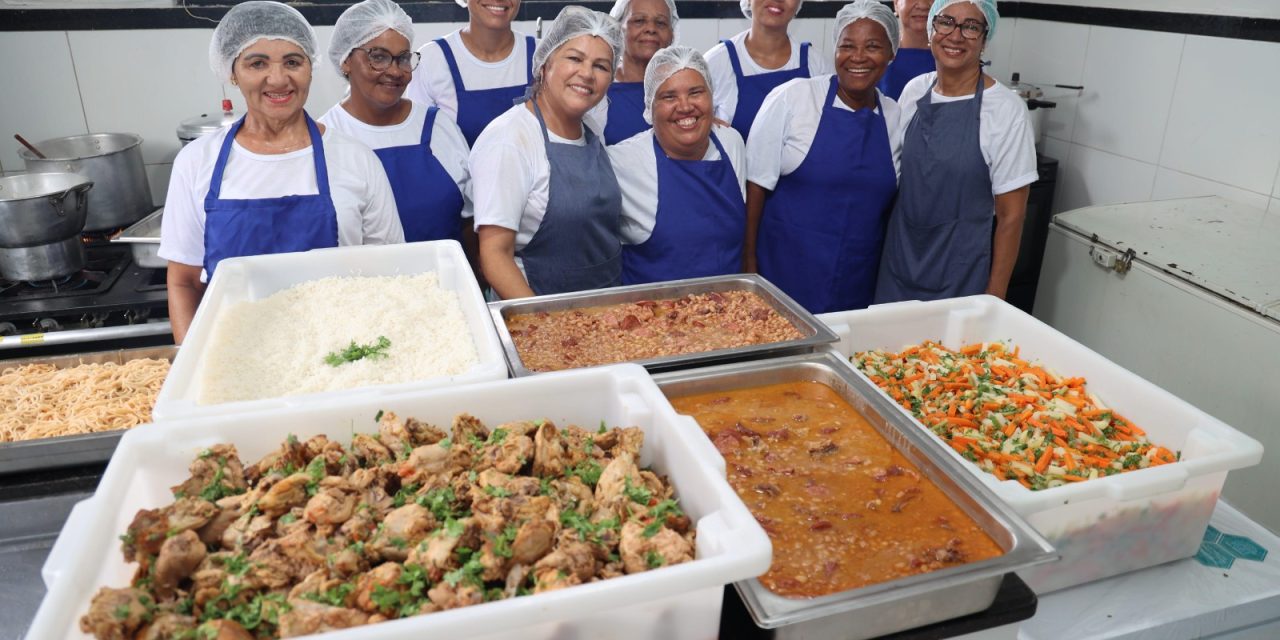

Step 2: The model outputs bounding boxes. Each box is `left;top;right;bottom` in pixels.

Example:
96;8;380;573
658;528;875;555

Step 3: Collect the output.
2;1;1278;43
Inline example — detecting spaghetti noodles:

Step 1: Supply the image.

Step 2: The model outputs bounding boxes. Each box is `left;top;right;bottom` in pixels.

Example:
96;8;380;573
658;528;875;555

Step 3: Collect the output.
0;358;170;442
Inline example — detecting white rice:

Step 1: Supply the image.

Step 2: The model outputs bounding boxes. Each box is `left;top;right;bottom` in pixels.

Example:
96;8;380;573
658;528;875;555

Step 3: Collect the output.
198;272;478;405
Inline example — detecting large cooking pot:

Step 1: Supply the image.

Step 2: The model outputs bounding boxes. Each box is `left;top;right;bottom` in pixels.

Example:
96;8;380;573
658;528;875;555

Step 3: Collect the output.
19;133;151;232
0;173;93;280
178;99;241;147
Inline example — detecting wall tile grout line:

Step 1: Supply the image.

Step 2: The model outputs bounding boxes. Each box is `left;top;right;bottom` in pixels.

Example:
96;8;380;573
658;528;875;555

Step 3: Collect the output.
64;31;91;135
1150;32;1189;201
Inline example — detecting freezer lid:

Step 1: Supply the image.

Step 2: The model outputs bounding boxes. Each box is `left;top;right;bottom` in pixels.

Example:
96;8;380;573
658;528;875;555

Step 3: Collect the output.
1052;196;1280;321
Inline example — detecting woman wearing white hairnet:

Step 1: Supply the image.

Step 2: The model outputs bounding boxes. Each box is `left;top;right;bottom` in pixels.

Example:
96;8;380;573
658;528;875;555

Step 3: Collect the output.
159;0;402;344
592;0;679;145
319;0;471;247
875;0;1036;304
744;0;900;314
703;0;829;140
608;46;747;285
879;0;934;100
404;0;535;146
471;6;624;298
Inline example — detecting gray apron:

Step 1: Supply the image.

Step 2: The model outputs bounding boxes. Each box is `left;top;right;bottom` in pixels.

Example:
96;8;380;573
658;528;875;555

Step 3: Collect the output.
518;102;623;295
874;74;994;303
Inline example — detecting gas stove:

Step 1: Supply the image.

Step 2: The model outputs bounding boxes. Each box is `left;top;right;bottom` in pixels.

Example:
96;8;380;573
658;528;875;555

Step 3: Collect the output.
0;243;171;356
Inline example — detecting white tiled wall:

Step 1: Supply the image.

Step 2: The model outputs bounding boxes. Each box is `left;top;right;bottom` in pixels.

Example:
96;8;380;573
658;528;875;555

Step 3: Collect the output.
4;15;1277;219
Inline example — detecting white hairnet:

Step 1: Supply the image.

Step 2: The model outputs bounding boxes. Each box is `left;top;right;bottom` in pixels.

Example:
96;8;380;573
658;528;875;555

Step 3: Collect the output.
740;0;805;20
834;0;900;55
927;0;999;41
610;0;680;37
532;6;624;82
208;1;319;83
642;45;711;124
328;0;415;78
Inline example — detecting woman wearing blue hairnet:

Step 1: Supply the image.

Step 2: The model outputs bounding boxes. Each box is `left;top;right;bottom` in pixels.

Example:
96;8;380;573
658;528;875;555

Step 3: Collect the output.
159;1;403;344
320;0;471;247
405;0;536;147
875;0;1036;303
744;0;901;314
472;7;625;299
703;0;829;141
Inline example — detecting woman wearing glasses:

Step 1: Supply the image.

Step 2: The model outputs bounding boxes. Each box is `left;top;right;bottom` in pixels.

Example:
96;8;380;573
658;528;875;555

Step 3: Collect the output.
591;0;680;144
875;0;1036;303
159;1;403;344
320;0;471;244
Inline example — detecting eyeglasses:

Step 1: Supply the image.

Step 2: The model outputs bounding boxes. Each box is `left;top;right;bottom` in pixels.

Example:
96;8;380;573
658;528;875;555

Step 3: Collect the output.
352;47;420;72
932;14;988;40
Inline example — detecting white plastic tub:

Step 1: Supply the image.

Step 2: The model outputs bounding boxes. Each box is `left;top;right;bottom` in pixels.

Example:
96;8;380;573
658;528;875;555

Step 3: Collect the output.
153;241;507;420
30;364;772;640
817;295;1263;593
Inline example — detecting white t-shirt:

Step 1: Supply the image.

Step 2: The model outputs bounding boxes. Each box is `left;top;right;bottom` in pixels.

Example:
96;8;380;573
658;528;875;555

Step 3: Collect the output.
747;76;903;191
405;29;533;121
470;104;603;271
896;72;1039;195
704;30;832;127
607;125;747;245
158;125;404;281
318;100;473;217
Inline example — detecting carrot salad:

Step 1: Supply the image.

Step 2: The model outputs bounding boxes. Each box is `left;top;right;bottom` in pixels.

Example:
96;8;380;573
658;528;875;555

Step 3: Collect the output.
852;341;1179;491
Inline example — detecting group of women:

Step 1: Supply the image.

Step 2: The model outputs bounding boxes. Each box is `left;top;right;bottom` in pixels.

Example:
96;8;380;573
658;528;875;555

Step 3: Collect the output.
158;0;1036;344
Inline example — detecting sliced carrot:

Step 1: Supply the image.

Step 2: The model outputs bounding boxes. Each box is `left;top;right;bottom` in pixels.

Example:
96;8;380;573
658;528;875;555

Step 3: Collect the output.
1034;447;1054;473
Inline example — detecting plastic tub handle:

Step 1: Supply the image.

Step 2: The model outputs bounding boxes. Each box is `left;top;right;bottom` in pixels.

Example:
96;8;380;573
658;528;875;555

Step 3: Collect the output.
41;497;97;588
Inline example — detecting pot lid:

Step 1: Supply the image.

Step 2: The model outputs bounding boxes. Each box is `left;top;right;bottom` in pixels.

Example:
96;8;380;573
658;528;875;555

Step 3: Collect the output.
1008;72;1043;101
178;100;241;140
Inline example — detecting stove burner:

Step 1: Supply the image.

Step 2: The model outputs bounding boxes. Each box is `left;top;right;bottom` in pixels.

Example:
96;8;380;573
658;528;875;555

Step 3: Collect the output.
21;274;90;293
82;227;127;246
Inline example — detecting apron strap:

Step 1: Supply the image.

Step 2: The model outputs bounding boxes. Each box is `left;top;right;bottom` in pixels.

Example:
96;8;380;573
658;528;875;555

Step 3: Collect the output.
206;115;245;201
422;105;439;146
799;42;810;72
304;113;331;197
722;39;746;80
435;37;467;91
524;35;536;84
206;113;327;199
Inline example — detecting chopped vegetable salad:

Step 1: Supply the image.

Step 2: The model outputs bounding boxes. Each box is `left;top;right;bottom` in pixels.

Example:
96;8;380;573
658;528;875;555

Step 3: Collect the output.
853;341;1179;491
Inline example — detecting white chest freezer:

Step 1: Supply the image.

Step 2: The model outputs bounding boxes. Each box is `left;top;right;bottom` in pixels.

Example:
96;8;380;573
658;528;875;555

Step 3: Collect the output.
1033;196;1280;531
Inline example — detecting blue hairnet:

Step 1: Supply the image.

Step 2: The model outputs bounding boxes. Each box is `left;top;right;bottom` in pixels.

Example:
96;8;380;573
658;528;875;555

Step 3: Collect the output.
834;0;900;55
328;0;415;79
209;1;319;83
927;0;998;42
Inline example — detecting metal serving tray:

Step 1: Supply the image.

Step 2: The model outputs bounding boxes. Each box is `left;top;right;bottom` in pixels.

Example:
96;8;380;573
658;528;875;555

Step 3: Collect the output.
487;274;839;377
111;207;164;268
653;352;1056;640
0;345;176;475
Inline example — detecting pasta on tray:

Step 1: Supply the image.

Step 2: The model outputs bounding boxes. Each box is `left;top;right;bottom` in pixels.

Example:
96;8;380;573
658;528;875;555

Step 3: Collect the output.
0;358;169;443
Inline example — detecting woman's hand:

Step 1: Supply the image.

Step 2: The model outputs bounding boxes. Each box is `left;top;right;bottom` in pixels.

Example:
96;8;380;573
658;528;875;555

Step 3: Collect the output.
166;262;207;345
987;185;1030;299
478;225;536;300
743;181;771;273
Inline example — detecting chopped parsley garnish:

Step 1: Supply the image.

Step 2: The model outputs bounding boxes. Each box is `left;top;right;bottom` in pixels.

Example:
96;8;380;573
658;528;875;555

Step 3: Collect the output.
623;477;652;505
642;499;684;538
323;336;392;367
645;550;664;569
565;459;603;487
484;485;512;498
393;483;421;508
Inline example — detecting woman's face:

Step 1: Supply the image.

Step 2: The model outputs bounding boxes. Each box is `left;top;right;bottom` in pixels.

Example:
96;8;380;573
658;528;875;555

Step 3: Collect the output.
834;19;893;102
468;0;521;32
930;1;987;73
894;0;931;39
540;34;615;120
232;38;312;122
623;0;674;69
342;29;412;112
652;68;713;160
750;0;800;30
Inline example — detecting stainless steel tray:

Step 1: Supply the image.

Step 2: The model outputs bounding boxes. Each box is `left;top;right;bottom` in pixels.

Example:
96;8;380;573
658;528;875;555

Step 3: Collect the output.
111;207;164;268
0;345;177;475
653;352;1056;640
487;274;839;377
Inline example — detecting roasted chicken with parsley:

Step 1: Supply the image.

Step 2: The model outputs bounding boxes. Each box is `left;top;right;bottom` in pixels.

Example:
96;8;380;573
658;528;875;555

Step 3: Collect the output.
81;412;695;639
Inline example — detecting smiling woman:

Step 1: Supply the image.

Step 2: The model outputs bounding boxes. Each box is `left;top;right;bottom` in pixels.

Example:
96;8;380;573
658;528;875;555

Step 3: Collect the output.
589;0;680;145
157;0;404;345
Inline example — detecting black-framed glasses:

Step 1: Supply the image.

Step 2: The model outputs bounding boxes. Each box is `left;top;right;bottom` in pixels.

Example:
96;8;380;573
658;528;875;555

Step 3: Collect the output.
932;14;988;40
352;47;420;72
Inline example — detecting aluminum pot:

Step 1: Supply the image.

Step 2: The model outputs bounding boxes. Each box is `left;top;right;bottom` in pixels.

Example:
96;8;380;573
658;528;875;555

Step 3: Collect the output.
19;133;151;232
0;173;93;248
178;100;241;147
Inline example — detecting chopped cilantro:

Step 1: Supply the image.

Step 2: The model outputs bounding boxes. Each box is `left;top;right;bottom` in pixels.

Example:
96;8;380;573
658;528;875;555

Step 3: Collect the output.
438;437;452;450
565;459;603;487
623;477;652;505
303;583;354;607
279;513;297;525
491;525;518;559
484;485;512;498
642;499;683;538
113;604;130;620
393;483;421;508
487;428;509;446
223;552;251;576
324;336;392;367
645;550;664;569
598;420;607;434
375;409;385;423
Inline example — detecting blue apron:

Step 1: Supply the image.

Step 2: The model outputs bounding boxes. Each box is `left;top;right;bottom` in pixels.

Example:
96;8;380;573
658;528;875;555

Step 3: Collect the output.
622;132;745;285
877;47;936;101
723;38;811;140
372;105;464;243
436;35;536;146
603;81;649;145
875;74;994;303
757;77;896;314
517;103;623;295
203;113;339;279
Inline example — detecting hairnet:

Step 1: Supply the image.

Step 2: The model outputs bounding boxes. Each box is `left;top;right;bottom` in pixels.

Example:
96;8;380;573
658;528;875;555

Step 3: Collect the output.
927;0;998;41
834;0;900;55
740;0;804;20
532;6;624;82
642;45;711;124
328;0;415;78
208;1;320;83
610;0;681;38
